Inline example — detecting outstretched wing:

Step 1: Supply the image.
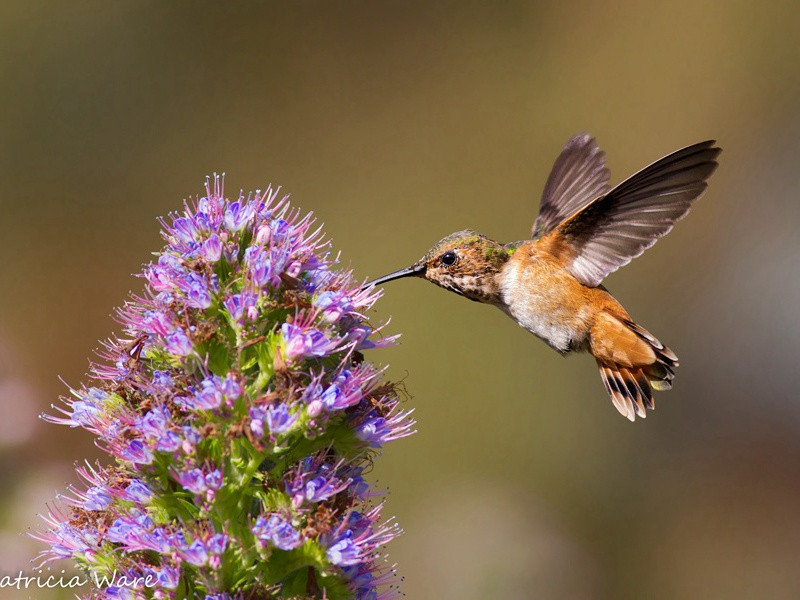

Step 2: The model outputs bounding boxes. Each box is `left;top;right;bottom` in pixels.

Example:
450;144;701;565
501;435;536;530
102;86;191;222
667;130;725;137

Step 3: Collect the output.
552;140;721;288
532;133;610;239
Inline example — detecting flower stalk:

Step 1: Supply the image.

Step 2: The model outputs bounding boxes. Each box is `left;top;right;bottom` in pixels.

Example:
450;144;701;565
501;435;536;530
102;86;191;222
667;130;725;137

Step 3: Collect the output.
34;175;414;600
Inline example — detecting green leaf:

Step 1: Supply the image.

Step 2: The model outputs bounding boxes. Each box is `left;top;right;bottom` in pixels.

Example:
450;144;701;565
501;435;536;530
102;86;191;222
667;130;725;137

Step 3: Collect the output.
252;335;277;391
257;541;327;585
202;337;233;376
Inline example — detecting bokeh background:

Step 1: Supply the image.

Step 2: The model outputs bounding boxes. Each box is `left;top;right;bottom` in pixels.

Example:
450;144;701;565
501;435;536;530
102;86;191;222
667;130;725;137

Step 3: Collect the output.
1;2;799;598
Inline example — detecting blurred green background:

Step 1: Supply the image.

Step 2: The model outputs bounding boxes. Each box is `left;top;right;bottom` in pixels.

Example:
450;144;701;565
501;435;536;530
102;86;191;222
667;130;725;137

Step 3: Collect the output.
1;1;799;598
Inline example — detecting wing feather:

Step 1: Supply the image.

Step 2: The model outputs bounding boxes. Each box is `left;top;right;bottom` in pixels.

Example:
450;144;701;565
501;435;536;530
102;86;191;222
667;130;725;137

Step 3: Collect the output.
532;133;610;239
553;140;721;287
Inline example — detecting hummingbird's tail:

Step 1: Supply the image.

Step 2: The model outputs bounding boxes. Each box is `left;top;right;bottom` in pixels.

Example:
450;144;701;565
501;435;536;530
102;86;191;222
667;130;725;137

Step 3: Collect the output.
592;314;679;421
625;318;679;392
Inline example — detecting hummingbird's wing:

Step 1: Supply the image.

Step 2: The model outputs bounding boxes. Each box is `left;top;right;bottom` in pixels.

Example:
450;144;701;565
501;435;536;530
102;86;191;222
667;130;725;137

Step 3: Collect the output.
551;140;721;288
532;134;611;239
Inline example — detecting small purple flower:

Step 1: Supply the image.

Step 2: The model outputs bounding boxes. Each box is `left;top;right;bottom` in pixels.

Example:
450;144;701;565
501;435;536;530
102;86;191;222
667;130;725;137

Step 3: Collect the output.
305;475;348;504
280;322;339;363
285;260;303;278
52;386;110;430
280;323;307;362
138;406;171;439
69;399;101;428
181;424;202;454
304;329;336;357
31;506;98;560
222;240;240;263
164;328;193;356
114;356;131;379
266;404;297;434
182;539;209;567
154;565;180;590
222;373;242;399
223;291;257;324
141;310;173;336
267;246;291;286
172;217;199;244
123;480;152;504
342;564;374;590
347;324;398;351
204;469;223;490
356;404;416;448
151;253;186;286
244;246;273;288
104;585;137;600
302;259;333;293
197;193;223;229
174;468;207;494
107;517;144;545
254;224;271;246
348;473;371;498
201;233;222;262
184;375;224;410
249;405;266;438
156;430;181;452
146;265;176;292
327;532;361;566
285;459;350;508
269;218;291;241
355;416;389;446
207;532;228;555
320;370;363;411
252;514;302;551
121;440;153;465
83;486;113;511
314;290;354;323
224;200;252;231
143;527;172;554
151;370;173;392
176;271;213;309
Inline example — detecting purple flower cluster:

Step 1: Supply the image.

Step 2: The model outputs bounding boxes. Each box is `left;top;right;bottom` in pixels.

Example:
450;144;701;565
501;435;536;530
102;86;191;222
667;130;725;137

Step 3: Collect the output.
35;176;415;600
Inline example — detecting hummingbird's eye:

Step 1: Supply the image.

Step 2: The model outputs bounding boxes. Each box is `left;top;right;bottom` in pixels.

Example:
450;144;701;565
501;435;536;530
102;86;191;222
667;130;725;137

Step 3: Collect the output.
440;250;457;266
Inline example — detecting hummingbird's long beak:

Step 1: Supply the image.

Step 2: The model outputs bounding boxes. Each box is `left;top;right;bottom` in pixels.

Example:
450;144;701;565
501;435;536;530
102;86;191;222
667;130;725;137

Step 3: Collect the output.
365;264;425;288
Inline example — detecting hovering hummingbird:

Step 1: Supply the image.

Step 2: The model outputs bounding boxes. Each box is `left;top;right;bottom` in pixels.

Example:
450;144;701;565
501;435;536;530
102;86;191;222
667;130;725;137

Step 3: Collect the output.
367;134;721;420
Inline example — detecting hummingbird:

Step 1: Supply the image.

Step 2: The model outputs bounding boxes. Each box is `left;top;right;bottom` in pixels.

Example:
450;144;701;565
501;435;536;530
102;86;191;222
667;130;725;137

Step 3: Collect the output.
367;134;721;420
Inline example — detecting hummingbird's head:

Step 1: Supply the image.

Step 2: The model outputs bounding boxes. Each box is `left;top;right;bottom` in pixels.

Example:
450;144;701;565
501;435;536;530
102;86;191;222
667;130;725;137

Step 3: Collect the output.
368;230;512;304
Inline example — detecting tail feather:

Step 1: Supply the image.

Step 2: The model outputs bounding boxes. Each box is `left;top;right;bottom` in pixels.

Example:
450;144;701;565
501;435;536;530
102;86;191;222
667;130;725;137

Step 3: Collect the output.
620;318;678;392
596;319;678;420
598;362;651;420
625;366;654;411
